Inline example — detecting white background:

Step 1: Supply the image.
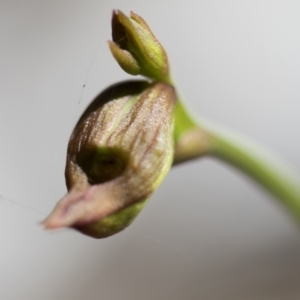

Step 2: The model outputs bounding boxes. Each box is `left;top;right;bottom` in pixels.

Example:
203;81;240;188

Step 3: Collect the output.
1;1;300;299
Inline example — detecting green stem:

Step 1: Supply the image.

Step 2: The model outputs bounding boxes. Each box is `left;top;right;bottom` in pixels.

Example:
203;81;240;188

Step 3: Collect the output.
173;97;300;220
206;124;300;220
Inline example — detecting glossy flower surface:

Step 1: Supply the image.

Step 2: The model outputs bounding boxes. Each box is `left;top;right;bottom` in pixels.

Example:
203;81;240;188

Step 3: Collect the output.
43;81;176;238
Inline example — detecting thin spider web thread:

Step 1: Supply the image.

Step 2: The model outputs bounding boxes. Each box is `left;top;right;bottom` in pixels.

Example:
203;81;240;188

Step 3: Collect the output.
1;22;111;219
0;194;46;217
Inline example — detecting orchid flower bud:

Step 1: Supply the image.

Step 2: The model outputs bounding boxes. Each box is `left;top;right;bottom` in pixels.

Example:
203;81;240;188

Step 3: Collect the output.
108;10;170;83
43;81;176;238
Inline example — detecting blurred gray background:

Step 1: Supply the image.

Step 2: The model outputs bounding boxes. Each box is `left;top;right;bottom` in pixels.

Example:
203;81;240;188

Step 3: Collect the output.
1;1;300;299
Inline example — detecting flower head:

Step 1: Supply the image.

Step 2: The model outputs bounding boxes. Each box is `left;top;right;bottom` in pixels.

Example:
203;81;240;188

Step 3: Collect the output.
108;10;170;82
43;81;176;238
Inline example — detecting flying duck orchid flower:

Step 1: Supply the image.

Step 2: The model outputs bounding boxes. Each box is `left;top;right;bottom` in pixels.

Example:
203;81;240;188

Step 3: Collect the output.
43;81;176;238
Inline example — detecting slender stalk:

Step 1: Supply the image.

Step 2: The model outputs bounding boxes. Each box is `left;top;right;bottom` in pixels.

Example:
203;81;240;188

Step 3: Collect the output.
173;96;300;220
206;124;300;220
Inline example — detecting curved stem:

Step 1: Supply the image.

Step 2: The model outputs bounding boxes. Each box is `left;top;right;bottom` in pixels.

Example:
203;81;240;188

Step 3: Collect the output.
207;124;300;220
173;100;300;221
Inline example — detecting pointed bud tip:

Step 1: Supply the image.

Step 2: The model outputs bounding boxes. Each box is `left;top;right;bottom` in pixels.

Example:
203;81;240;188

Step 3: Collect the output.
41;216;63;230
110;10;170;82
114;10;127;24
